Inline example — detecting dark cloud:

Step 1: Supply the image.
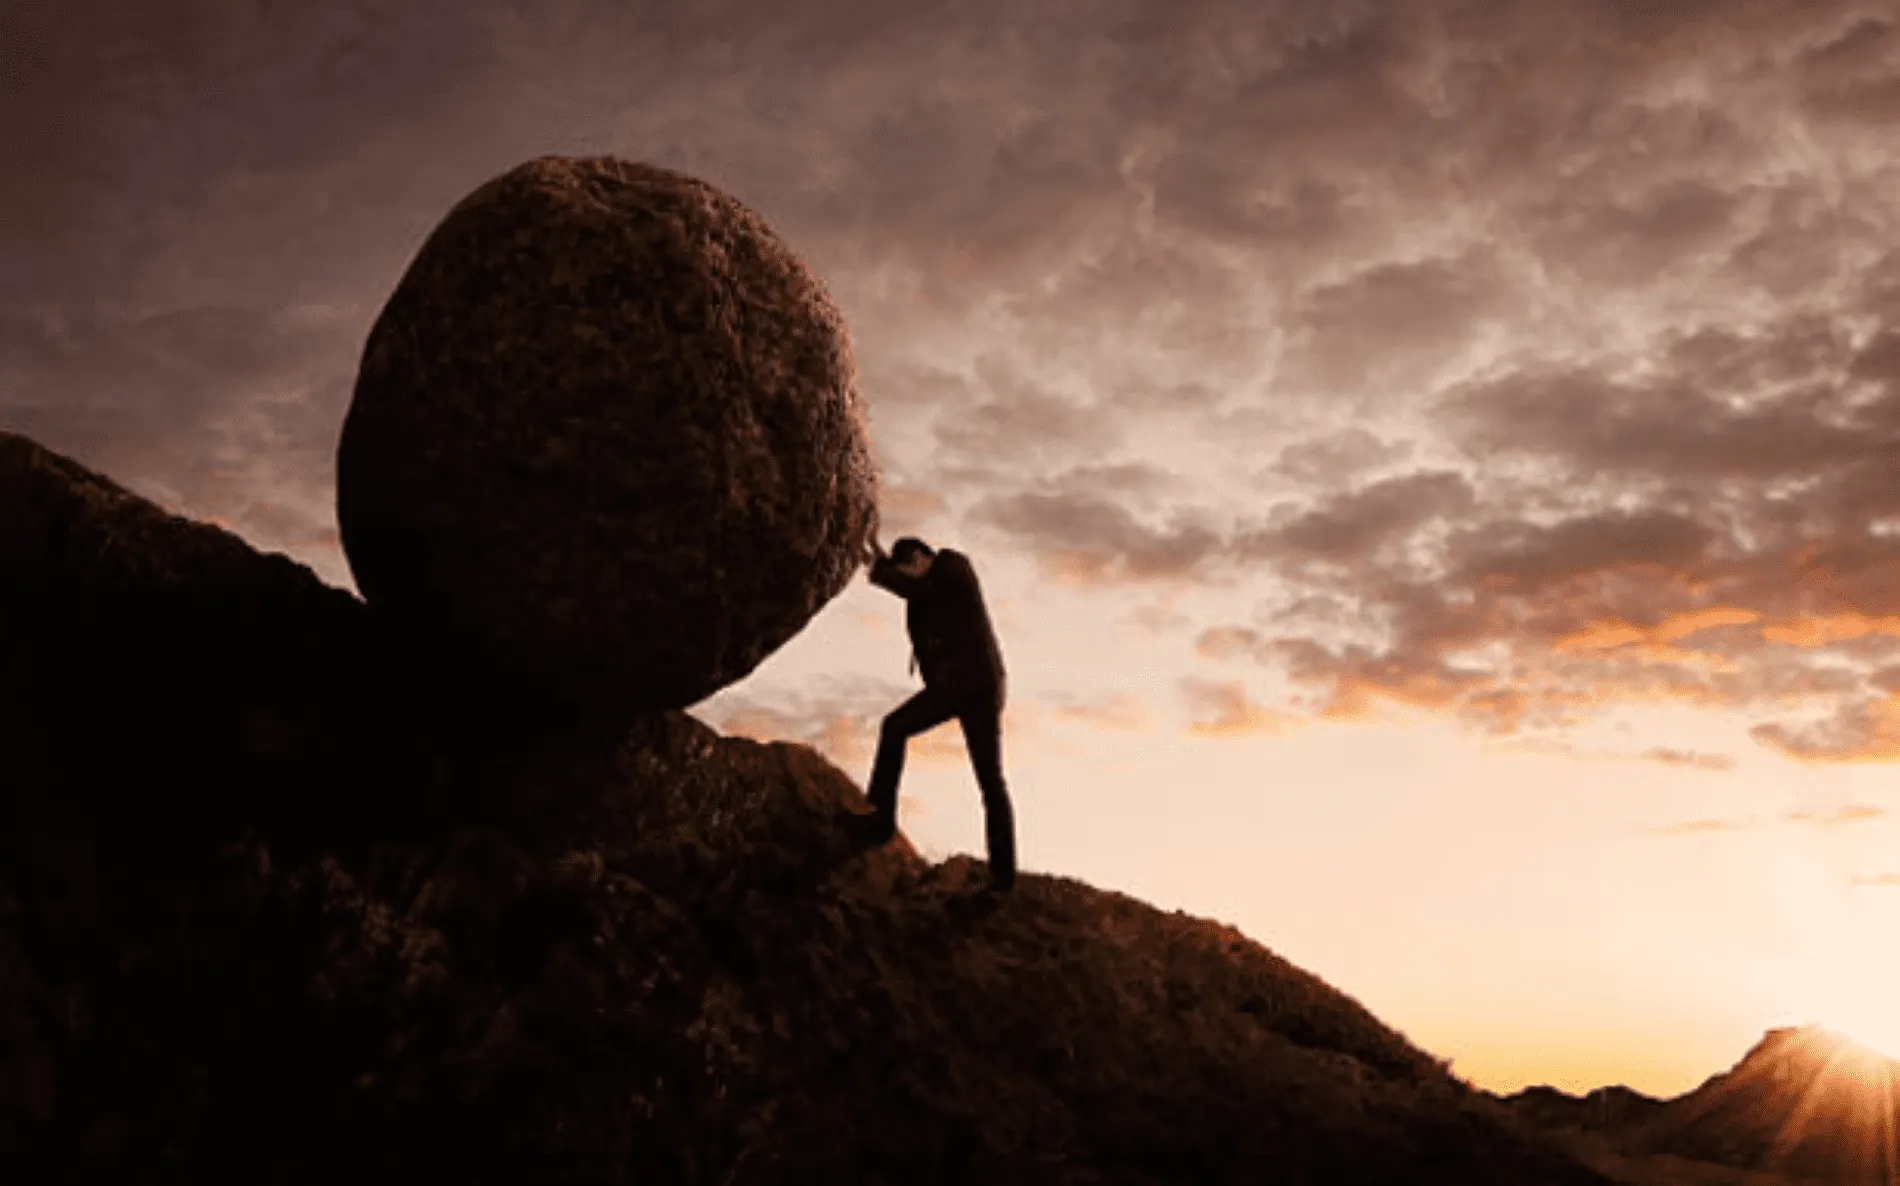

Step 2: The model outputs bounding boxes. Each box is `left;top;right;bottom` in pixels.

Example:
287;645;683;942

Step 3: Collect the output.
1272;428;1414;485
1445;327;1884;490
931;357;1122;472
1050;462;1183;497
1750;702;1900;763
0;303;355;565
1449;510;1715;593
1285;251;1508;387
0;304;352;453
1526;176;1747;288
1190;188;1900;752
13;0;1900;766
970;489;1220;585
0;0;516;306
1796;14;1900;124
1246;471;1475;568
974;467;1475;592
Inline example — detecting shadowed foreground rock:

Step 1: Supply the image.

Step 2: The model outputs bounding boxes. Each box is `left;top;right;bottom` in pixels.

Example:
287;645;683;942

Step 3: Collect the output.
0;433;1605;1183
337;155;877;716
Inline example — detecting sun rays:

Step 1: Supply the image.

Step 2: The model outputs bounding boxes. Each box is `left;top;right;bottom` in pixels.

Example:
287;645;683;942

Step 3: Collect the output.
1764;1030;1900;1185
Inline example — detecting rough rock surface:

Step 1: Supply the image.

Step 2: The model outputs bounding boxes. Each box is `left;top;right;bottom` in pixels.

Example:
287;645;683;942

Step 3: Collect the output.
1;434;1606;1183
337;155;877;715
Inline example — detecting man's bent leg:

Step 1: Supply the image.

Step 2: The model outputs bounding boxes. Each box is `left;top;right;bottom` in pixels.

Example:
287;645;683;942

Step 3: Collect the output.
959;705;1015;890
865;687;957;833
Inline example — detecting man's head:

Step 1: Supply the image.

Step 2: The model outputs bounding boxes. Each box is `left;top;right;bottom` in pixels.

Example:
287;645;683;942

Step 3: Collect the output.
891;536;935;577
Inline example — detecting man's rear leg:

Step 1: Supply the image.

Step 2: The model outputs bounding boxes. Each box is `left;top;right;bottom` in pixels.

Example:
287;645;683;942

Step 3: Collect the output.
854;688;954;845
960;708;1016;891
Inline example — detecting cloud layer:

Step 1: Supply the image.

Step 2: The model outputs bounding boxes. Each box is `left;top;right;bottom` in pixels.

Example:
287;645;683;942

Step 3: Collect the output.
9;0;1900;757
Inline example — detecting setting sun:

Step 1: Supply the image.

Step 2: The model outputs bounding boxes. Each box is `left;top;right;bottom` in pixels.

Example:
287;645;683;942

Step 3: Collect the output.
1823;1007;1900;1068
1797;944;1900;1065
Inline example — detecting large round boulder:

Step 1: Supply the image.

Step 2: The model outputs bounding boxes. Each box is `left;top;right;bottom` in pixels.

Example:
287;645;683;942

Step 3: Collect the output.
337;156;877;714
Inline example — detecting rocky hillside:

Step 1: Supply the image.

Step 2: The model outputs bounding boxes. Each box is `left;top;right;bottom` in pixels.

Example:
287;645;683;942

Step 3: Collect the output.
1505;1085;1668;1139
1631;1028;1900;1183
0;431;1607;1183
1505;1028;1900;1185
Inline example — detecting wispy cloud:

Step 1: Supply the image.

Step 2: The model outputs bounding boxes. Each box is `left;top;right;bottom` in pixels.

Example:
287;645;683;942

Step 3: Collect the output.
1180;678;1294;739
1653;803;1888;836
1490;737;1739;772
1640;748;1738;772
1786;804;1888;828
1049;693;1152;733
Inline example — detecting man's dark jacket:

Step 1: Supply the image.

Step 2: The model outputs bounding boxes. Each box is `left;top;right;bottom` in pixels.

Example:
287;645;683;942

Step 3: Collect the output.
869;548;1006;705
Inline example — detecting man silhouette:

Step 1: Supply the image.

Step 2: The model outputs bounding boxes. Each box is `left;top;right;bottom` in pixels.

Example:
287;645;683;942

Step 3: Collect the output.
857;535;1015;892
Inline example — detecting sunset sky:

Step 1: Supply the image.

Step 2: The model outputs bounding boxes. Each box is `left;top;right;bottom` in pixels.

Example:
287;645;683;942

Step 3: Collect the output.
7;0;1900;1096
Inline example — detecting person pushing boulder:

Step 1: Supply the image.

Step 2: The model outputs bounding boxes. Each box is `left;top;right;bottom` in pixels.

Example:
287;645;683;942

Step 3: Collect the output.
856;536;1015;893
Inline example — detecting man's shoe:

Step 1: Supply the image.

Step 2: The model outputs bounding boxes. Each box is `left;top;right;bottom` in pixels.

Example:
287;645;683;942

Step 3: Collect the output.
986;870;1015;894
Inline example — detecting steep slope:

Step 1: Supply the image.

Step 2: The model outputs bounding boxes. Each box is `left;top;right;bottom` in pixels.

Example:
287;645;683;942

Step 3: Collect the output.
1505;1028;1900;1184
0;431;1606;1183
1631;1028;1900;1183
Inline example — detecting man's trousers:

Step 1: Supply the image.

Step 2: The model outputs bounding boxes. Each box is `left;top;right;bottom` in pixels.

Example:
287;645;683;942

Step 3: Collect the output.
865;684;1015;887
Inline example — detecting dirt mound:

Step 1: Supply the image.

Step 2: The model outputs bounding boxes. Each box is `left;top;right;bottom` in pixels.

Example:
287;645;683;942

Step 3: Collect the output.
0;433;1602;1184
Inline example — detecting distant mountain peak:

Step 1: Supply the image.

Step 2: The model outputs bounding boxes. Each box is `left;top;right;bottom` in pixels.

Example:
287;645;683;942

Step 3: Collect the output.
1508;1024;1900;1183
1729;1023;1898;1082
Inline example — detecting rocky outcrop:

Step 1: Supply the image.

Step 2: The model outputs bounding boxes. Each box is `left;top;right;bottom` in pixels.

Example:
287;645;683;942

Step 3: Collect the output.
1506;1028;1900;1184
1627;1027;1900;1183
0;433;1604;1184
336;155;878;717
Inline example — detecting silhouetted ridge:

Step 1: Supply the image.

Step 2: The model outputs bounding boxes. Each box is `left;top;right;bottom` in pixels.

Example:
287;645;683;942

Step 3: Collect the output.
1506;1026;1900;1184
0;431;1607;1183
1502;1085;1667;1136
1633;1026;1900;1182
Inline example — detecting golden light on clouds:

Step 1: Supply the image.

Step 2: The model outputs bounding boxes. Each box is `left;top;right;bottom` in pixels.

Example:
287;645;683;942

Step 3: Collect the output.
1762;612;1900;647
1182;678;1293;738
1554;607;1763;652
1051;693;1152;733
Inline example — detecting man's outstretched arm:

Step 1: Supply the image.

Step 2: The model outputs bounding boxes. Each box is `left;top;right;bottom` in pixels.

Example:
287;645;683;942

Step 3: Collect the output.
865;537;924;598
